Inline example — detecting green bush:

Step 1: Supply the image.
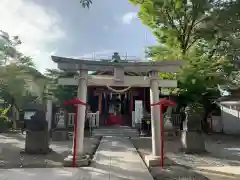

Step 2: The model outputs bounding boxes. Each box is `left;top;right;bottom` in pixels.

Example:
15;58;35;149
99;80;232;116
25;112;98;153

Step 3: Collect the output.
0;117;9;133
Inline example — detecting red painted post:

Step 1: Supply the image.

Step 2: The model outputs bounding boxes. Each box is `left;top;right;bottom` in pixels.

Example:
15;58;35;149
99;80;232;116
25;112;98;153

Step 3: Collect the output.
73;105;78;167
159;103;164;168
64;98;86;167
151;98;176;168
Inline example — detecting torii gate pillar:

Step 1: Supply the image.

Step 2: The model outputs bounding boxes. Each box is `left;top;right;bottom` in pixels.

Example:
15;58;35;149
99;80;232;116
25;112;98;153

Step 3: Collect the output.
64;70;89;167
144;71;162;167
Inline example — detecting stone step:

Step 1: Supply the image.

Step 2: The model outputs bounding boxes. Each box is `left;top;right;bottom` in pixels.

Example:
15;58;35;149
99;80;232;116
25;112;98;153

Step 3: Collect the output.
92;129;137;133
92;128;138;137
92;131;137;134
92;134;139;138
92;129;137;131
92;130;137;133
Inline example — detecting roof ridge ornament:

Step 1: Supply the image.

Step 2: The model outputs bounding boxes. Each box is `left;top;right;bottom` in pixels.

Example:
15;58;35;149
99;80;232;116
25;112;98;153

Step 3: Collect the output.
111;52;121;63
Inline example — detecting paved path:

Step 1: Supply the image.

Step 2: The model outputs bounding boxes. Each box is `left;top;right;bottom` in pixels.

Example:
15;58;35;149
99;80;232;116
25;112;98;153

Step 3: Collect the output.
0;136;154;180
87;136;154;180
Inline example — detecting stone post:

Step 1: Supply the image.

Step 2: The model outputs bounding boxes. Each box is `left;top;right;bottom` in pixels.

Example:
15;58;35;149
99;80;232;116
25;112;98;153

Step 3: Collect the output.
145;71;162;166
181;103;206;153
46;99;52;131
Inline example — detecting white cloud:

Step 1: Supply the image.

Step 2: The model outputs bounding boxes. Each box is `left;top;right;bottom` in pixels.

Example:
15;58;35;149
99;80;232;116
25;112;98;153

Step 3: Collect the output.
103;25;109;31
122;12;138;24
0;0;66;72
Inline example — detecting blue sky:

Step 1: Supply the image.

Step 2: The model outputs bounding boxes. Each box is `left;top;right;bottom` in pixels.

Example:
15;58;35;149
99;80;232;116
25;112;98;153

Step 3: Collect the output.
0;0;157;72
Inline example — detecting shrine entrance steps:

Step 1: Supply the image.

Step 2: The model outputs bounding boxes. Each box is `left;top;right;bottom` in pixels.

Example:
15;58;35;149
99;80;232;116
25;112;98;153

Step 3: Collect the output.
86;136;154;180
91;126;138;138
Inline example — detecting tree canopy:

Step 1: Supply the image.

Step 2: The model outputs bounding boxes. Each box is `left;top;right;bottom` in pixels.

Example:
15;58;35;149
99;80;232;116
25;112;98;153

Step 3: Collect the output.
128;0;240;104
0;31;48;109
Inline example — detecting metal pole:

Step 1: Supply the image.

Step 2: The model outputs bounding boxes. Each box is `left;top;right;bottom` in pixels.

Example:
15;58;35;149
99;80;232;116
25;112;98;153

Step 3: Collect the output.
159;104;164;168
72;105;77;167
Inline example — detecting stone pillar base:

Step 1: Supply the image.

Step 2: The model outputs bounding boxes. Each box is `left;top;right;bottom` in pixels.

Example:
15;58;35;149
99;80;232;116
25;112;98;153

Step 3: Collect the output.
144;154;162;167
181;131;206;154
52;130;68;141
63;154;90;167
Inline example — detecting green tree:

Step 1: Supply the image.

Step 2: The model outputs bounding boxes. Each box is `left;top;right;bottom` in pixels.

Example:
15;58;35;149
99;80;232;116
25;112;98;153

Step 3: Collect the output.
0;31;47;109
130;0;240;95
0;30;21;65
128;0;240;130
45;68;77;104
130;0;240;56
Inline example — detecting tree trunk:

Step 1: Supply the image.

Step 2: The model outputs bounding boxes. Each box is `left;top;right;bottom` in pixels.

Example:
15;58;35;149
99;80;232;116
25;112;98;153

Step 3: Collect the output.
11;105;18;129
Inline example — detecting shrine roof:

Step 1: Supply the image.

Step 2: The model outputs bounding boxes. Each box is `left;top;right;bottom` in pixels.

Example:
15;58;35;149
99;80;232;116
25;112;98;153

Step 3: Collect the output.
51;56;183;73
52;55;182;66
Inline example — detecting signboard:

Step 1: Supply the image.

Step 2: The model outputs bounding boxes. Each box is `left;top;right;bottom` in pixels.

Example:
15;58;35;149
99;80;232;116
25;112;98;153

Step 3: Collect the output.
24;111;36;120
134;100;143;127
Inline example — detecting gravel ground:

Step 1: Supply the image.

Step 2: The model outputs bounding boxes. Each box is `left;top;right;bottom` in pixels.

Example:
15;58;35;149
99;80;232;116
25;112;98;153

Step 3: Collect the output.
131;134;240;180
0;132;100;168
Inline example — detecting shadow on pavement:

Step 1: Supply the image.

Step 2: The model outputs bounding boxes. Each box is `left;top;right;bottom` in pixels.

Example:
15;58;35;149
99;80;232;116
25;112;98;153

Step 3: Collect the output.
131;135;240;180
0;132;100;168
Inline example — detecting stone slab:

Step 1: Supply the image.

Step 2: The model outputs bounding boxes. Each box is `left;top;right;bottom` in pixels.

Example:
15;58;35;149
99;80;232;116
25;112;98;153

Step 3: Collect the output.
63;155;90;167
90;136;154;180
24;131;50;154
144;154;161;167
52;130;68;141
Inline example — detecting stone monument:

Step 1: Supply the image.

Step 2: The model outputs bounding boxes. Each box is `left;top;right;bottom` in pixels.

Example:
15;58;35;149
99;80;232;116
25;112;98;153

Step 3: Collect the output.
52;108;69;141
181;103;206;153
22;103;51;154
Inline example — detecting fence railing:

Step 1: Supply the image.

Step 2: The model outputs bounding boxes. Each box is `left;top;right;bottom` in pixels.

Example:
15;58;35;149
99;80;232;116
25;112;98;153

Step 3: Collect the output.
218;103;239;118
131;111;181;129
171;114;182;128
54;111;100;128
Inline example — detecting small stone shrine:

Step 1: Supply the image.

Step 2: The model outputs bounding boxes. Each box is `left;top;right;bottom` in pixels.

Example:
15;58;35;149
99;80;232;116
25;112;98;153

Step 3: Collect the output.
181;103;206;153
21;103;51;154
52;108;69;141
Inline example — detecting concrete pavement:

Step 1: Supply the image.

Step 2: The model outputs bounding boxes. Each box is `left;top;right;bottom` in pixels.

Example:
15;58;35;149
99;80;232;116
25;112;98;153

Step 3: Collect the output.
0;136;154;180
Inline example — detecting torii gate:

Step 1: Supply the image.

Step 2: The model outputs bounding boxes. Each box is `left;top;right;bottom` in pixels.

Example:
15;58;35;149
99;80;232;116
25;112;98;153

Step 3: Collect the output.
52;56;182;167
